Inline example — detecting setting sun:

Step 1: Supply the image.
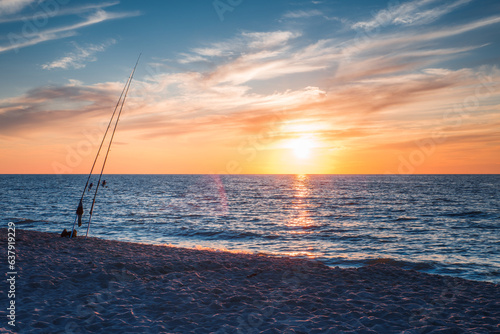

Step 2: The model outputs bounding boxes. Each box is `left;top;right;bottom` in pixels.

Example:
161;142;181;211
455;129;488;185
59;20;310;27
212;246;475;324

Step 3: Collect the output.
290;137;315;159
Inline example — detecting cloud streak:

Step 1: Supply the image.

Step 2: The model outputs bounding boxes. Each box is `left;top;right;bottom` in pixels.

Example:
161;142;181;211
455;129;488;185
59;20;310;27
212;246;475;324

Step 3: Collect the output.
282;9;323;19
42;39;117;70
0;82;123;137
352;0;473;30
0;3;140;54
0;1;120;24
0;0;36;16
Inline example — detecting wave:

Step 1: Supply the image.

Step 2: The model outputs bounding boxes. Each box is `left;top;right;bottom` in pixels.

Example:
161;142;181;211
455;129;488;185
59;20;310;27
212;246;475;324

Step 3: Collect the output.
323;257;438;274
175;228;278;241
363;258;436;271
446;210;487;218
15;218;36;224
393;217;418;222
8;218;53;225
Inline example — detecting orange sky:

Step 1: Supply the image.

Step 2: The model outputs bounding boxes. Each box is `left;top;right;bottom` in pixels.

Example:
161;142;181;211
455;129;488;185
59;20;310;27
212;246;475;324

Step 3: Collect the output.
1;64;499;174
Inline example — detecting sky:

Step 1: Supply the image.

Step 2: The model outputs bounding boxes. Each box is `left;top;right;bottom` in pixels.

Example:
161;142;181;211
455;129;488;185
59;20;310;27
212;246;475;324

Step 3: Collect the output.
0;0;499;174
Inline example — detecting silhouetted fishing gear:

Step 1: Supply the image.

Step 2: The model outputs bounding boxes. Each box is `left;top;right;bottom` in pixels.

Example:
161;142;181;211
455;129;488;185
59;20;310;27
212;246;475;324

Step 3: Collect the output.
67;54;141;239
76;199;84;227
85;54;141;238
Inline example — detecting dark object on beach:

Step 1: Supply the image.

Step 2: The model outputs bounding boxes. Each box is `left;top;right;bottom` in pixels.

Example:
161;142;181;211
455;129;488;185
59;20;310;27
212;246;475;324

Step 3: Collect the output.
61;229;77;238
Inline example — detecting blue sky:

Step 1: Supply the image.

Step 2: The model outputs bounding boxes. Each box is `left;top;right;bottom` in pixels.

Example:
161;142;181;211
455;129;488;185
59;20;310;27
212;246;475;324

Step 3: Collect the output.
0;0;499;173
2;0;497;94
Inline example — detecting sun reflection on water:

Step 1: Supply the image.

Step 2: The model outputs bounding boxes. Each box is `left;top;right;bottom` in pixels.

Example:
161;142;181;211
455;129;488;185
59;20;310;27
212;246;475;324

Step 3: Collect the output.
286;174;315;233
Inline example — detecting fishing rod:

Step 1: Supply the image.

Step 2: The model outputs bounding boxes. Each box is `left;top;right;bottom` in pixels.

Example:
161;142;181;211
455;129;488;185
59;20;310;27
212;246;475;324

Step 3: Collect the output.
69;66;132;239
85;54;141;238
68;54;141;238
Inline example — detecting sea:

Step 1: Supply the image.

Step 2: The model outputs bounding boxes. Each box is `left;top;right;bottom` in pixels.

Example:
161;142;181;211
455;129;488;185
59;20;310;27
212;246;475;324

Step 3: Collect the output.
1;174;499;283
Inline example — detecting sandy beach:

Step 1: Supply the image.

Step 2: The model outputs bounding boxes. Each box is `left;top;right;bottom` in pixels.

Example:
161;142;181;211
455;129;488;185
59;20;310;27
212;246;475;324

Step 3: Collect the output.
1;228;499;333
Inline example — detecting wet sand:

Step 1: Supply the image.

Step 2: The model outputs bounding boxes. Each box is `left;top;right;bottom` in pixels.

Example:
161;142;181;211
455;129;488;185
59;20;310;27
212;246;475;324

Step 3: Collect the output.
1;228;499;333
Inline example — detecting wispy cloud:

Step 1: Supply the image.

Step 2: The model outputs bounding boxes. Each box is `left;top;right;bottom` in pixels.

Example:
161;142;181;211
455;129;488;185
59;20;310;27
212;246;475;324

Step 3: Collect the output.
177;30;340;85
352;0;473;31
17;9;139;39
0;31;77;54
0;0;36;16
0;82;123;136
184;31;301;61
343;15;500;62
0;1;120;24
42;39;117;70
0;3;140;54
282;9;323;19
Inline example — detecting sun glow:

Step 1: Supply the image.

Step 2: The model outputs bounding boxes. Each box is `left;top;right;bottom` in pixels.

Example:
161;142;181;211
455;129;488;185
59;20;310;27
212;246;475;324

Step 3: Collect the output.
290;137;315;159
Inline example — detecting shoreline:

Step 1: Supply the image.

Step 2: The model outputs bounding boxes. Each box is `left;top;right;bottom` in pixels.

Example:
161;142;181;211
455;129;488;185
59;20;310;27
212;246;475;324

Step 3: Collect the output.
1;228;499;333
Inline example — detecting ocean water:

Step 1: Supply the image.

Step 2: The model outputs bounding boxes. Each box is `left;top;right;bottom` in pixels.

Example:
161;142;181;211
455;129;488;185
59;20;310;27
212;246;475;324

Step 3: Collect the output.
1;174;499;283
